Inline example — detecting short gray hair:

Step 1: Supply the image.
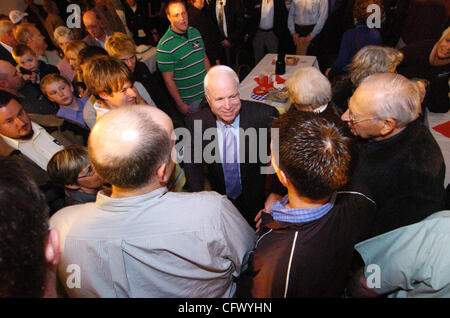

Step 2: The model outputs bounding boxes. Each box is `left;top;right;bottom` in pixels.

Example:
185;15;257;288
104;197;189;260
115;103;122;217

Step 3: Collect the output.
286;66;331;107
349;45;404;86
359;73;421;126
203;65;239;98
53;26;74;43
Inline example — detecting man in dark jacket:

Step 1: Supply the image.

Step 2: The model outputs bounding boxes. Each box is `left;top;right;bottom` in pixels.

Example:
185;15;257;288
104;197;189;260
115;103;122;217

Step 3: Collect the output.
236;111;377;297
245;0;289;63
183;65;279;225
341;72;446;236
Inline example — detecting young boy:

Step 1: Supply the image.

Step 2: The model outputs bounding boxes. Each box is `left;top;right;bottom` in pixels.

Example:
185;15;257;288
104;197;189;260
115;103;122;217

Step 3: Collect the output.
40;73;88;128
82;55;185;192
47;145;105;206
12;44;59;85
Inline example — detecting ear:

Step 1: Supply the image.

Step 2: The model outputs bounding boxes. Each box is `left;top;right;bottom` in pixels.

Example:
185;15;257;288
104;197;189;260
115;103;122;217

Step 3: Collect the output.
45;228;61;267
276;168;289;188
65;184;81;190
379;118;396;137
156;162;169;184
98;92;110;101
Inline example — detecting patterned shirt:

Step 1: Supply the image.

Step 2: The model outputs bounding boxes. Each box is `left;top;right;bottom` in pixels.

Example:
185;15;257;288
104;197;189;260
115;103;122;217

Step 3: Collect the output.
156;26;207;103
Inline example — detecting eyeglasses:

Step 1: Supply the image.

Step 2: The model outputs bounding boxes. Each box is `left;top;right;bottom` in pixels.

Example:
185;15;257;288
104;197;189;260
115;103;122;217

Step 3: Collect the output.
346;104;378;124
78;164;95;179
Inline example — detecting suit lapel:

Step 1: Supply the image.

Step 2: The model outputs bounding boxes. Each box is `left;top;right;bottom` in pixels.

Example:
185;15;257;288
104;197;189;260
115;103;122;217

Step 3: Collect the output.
0;44;16;65
202;108;225;186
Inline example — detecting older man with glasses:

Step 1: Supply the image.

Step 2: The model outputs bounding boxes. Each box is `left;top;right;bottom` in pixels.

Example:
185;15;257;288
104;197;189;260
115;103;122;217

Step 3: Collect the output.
341;72;446;237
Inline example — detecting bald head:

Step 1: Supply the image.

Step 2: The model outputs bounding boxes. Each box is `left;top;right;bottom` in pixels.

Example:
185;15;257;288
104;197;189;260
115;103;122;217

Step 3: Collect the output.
88;105;173;189
0;20;17;47
83;10;105;40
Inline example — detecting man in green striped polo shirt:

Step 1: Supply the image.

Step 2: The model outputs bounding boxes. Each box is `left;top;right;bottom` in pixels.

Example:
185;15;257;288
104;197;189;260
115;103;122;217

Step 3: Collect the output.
157;0;211;118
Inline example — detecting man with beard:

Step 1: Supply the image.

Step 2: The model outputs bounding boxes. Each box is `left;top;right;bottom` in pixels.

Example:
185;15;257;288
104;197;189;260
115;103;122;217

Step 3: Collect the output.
0;89;63;187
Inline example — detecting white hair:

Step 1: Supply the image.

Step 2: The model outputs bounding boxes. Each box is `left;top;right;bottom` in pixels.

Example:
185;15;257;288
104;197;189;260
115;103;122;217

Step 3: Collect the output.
203;65;239;98
53;26;74;42
286;66;331;107
359;73;421;126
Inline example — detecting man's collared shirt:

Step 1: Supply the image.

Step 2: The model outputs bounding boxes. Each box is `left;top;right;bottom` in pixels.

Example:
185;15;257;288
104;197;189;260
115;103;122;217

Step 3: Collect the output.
287;0;328;38
50;187;256;297
156;26;207;103
270;192;337;223
216;0;228;38
0;41;13;53
259;0;275;30
0;121;63;171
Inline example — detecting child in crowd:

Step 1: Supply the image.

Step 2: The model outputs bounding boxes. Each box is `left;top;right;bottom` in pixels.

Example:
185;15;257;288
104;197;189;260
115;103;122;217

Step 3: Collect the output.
47;145;105;206
12;44;59;85
40;73;89;129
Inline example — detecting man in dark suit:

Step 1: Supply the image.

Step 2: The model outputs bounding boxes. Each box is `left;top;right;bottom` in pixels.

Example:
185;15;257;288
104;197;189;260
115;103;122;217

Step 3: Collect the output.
0;20;18;65
82;10;113;49
184;65;279;225
246;0;289;63
206;0;245;67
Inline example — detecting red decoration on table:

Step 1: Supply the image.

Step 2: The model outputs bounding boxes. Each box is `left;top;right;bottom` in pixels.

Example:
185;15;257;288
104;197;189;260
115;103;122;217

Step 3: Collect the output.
253;75;285;95
432;121;450;138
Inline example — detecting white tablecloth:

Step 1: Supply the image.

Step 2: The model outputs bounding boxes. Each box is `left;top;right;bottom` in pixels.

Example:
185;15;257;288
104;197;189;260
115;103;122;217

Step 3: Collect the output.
239;53;319;113
136;45;157;74
426;109;450;187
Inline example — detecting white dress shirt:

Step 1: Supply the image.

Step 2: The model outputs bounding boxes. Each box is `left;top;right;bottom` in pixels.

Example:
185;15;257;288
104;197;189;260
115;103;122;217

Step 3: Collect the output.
259;0;275;30
288;0;328;38
1;122;63;171
216;0;229;38
50;187;256;297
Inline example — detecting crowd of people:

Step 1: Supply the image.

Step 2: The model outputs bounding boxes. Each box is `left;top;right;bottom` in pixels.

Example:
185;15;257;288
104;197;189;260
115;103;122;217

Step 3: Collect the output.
0;0;449;298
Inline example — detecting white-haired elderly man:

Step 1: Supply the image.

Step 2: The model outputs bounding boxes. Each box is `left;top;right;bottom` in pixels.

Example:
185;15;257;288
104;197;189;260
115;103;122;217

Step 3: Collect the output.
341;72;446;237
264;66;347;210
183;65;279;226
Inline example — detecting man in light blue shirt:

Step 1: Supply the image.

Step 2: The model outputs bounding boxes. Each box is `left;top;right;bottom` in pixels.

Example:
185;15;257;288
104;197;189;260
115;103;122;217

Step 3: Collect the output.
50;105;255;297
288;0;328;55
350;210;450;298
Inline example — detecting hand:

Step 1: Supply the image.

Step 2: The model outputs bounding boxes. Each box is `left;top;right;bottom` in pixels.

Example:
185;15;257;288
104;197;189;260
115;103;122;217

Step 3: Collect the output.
304;34;313;44
178;103;193;115
22;73;34;82
221;39;232;48
254;208;269;232
292;33;300;46
264;193;283;211
78;86;90;98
